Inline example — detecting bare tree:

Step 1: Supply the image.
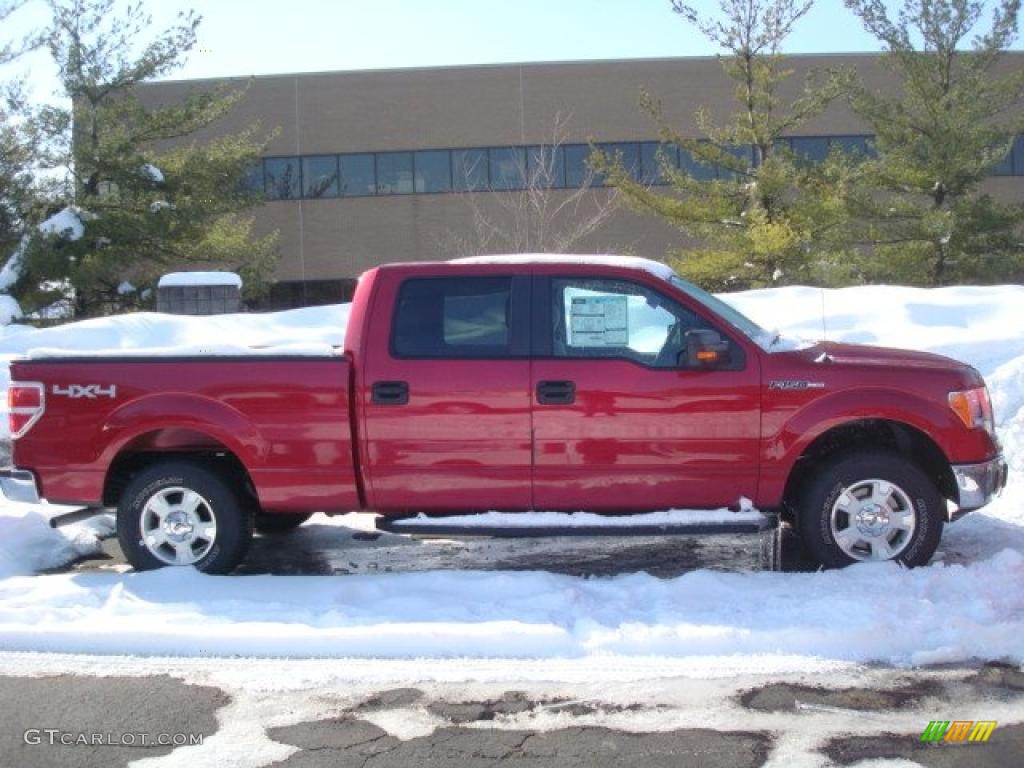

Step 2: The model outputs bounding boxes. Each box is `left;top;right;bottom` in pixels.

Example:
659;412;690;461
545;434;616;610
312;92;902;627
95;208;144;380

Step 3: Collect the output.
442;114;623;256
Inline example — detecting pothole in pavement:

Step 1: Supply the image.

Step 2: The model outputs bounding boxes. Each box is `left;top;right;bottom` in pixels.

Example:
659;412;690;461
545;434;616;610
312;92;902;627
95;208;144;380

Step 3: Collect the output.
821;723;1024;768
738;679;945;713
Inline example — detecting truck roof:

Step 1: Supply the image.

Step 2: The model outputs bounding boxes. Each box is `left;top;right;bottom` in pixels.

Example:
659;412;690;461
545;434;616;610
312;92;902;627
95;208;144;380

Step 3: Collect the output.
449;254;677;281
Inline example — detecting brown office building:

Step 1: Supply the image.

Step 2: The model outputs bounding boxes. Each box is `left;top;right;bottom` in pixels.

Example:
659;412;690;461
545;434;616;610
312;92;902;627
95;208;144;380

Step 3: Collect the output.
138;54;1024;306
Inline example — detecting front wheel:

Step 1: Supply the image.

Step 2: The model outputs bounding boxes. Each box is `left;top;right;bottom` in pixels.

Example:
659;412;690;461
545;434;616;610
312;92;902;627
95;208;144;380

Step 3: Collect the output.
797;452;944;568
116;459;253;574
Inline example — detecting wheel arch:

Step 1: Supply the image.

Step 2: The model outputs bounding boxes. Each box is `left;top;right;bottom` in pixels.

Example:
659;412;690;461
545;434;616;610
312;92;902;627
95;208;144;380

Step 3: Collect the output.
781;418;956;520
102;430;259;510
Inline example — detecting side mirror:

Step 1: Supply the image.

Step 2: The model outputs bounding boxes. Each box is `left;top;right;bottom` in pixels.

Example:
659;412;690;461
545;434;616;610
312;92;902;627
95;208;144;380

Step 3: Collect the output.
682;329;731;369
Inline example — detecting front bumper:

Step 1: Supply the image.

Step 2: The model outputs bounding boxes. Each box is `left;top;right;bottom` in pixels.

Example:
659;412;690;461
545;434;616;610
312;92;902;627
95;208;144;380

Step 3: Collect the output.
952;455;1008;514
0;469;41;504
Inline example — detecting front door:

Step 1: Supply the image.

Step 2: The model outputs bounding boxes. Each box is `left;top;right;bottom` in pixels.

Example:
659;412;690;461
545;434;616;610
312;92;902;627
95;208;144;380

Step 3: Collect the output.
531;275;761;511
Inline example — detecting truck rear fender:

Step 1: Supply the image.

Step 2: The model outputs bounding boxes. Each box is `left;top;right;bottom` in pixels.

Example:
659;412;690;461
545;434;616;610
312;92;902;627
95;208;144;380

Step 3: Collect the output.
98;394;267;503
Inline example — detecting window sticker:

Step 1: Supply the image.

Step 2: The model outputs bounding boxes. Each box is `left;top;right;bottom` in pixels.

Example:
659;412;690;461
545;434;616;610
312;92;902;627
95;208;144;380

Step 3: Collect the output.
568;294;628;346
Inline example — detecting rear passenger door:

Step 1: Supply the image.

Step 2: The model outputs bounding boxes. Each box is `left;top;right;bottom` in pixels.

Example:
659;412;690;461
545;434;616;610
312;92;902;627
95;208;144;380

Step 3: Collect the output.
360;271;533;512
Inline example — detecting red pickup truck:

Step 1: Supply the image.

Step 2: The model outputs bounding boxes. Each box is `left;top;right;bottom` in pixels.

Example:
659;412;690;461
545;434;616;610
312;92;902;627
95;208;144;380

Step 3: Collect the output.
1;256;1007;573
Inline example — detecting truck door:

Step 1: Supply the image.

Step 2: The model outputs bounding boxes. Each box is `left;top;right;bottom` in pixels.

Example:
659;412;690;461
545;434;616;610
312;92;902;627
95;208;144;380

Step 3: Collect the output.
360;271;533;512
530;274;760;511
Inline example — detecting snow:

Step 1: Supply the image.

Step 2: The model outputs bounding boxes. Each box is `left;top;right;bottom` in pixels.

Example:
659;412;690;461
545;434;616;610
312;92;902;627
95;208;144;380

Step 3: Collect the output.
141;163;165;183
158;271;243;288
391;505;765;529
0;281;1021;668
451;253;678;281
36;207;85;240
0;507;113;579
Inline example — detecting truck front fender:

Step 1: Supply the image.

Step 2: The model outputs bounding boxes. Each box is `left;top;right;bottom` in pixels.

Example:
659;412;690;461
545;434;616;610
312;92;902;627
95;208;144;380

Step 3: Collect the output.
759;387;961;507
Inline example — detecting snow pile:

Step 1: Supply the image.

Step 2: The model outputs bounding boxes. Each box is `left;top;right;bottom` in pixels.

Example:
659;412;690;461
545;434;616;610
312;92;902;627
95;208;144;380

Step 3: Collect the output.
0;507;113;579
0;550;1020;664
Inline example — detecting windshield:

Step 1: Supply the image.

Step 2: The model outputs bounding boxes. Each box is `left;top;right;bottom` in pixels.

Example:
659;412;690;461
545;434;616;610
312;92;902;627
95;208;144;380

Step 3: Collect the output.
668;275;769;343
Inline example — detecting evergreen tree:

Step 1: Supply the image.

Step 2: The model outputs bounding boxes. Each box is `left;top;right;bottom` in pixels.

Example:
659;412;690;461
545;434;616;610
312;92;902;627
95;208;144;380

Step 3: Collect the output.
0;1;43;265
597;0;855;290
844;0;1024;285
16;0;277;316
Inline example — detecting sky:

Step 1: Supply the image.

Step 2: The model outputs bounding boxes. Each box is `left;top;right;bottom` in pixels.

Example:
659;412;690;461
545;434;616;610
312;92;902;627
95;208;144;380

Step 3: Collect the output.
2;0;896;102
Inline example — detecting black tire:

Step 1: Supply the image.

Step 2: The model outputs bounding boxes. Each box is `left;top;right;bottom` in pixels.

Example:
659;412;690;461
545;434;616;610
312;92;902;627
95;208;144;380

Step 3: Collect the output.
797;451;943;568
255;512;312;534
116;459;253;574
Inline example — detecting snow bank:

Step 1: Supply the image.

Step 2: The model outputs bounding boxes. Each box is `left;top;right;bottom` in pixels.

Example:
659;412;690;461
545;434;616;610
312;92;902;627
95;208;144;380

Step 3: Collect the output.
0;507;113;579
0;550;1020;664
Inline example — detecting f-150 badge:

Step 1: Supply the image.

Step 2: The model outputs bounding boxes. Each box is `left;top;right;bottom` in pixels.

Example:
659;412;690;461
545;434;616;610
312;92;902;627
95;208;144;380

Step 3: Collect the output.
52;384;117;399
768;380;826;391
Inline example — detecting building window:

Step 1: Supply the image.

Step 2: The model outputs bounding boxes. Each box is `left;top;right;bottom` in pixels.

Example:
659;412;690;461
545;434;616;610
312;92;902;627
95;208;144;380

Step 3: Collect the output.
240;161;263;193
489;147;527;191
392;277;512;358
597;142;641;184
792;137;831;163
264;157;300;200
376;152;414;195
829;135;873;158
564;144;595;188
340;153;376;197
453;148;488;192
641;142;678;184
302;155;339;198
414;150;452;193
527;145;565;189
678;146;716;180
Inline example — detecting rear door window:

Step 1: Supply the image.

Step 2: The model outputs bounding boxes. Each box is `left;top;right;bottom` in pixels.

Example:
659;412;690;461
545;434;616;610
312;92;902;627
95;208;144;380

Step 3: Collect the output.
392;277;514;358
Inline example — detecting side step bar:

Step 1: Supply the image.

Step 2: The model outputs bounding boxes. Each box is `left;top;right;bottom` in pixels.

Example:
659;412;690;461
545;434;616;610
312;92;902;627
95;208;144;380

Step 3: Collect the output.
376;515;776;538
48;507;108;529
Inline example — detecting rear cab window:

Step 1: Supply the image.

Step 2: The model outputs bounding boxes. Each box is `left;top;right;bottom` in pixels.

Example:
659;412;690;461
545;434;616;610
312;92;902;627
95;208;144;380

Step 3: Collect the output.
391;276;515;358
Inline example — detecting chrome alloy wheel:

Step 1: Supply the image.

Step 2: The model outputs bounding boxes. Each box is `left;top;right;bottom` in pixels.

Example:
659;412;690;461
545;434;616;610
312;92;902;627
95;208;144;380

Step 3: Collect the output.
829;478;917;561
139;486;217;566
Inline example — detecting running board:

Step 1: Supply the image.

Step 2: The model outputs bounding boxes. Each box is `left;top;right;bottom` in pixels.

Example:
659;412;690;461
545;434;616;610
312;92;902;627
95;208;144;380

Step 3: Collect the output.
48;507;108;528
376;514;777;538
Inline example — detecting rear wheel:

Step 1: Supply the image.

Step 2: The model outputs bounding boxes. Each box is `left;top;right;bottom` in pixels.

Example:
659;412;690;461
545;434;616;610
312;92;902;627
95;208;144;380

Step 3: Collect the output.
116;459;253;574
797;452;943;568
255;512;312;534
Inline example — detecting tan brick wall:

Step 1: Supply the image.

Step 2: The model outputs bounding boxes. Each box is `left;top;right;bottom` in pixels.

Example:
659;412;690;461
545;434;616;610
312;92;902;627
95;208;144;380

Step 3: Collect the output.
138;54;1024;282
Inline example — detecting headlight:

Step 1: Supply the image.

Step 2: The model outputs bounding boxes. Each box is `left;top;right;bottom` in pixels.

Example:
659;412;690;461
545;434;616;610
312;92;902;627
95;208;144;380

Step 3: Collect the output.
948;386;994;433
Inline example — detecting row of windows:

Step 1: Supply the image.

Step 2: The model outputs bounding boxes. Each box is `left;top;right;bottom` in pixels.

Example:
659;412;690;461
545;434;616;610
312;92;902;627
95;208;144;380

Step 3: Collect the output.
392;275;737;370
255;134;1024;201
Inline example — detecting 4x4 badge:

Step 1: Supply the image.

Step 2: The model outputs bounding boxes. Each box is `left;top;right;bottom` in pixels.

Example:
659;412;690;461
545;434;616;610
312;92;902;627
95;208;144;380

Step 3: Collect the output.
52;384;117;399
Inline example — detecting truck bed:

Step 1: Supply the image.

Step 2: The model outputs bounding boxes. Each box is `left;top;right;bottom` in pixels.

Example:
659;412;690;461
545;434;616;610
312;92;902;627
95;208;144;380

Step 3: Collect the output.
10;355;361;512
